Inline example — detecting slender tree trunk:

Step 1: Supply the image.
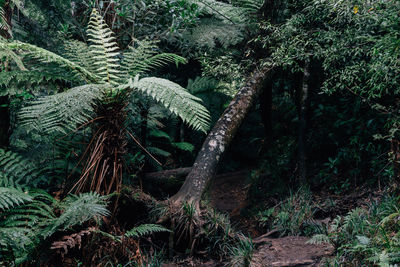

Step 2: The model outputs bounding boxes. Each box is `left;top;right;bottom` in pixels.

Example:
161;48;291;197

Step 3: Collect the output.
297;59;311;185
0;0;12;148
170;67;274;207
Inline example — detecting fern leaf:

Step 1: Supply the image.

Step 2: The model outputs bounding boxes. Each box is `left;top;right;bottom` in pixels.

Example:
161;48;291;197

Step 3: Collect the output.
18;84;104;135
0;40;97;82
44;192;109;237
121;77;211;133
125;224;170;239
87;8;121;85
0;149;43;187
0;187;32;211
121;40;187;76
172;142;195;152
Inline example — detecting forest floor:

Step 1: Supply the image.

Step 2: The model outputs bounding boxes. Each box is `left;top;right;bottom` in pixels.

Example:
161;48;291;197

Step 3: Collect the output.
163;171;336;267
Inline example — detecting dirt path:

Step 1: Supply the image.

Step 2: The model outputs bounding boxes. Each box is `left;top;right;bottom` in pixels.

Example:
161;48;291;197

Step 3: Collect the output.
209;171;334;267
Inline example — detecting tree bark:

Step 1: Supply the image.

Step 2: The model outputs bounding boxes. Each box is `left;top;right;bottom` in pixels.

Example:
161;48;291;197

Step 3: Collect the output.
297;59;311;184
170;67;274;206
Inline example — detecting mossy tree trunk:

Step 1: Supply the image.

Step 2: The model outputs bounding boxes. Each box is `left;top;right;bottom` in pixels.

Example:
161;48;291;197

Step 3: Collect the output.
170;67;274;207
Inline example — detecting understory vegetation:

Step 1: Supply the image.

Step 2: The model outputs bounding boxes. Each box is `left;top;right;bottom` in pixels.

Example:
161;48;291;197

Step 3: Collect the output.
1;0;400;266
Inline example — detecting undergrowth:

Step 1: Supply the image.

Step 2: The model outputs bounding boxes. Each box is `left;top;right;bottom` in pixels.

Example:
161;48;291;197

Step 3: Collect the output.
309;193;400;266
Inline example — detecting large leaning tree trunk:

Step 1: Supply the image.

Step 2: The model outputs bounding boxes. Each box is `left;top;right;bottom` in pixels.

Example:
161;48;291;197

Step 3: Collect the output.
170;66;274;207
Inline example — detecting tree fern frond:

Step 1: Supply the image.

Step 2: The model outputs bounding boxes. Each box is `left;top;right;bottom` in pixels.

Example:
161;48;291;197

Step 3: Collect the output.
87;8;121;85
0;40;98;83
122;77;211;133
44;192;109;237
0;149;43;187
18;84;104;135
0;187;32;211
0;40;26;71
0;70;77;97
121;40;187;76
60;40;96;74
125;224;170;239
187;76;220;95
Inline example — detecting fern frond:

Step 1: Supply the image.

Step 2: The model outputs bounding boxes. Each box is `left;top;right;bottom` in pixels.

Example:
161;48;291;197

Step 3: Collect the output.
187;76;220;95
0;187;32;210
307;234;331;244
44;192;109;237
125;224;170;238
87;8;121;85
122;77;211;133
185;18;244;49
121;40;186;76
172;142;195;152
0;149;43;187
0;40;26;71
60;40;97;74
0;40;97;82
18;84;104;135
0;70;77;97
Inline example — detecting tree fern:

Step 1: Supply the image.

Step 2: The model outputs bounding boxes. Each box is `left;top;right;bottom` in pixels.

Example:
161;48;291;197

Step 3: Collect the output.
122;77;211;133
121;39;187;77
87;8;121;86
0;190;109;265
1;40;98;83
18;84;104;134
0;187;32;210
44;192;110;237
0;149;43;187
125;224;170;238
60;40;97;74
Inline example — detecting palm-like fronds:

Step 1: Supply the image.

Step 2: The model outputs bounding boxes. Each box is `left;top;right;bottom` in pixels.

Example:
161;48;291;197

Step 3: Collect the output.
18;84;104;134
121;39;187;77
122;77;211;133
0;40;98;83
0;190;109;265
125;224;170;238
0;149;43;187
44;192;109;237
87;8;121;85
0;187;32;210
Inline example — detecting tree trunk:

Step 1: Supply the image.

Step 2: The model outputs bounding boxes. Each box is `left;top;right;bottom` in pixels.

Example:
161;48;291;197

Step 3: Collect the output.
297;59;310;185
170;67;274;206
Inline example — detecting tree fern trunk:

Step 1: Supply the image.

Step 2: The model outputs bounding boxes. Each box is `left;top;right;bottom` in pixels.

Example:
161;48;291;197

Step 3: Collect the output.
170;67;274;207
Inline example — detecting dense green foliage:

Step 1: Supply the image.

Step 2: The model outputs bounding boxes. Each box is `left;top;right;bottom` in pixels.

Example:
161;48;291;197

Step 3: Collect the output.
1;0;400;266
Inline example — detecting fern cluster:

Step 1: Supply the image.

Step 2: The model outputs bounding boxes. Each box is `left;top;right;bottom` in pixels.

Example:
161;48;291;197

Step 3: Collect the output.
309;195;400;266
0;189;109;265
